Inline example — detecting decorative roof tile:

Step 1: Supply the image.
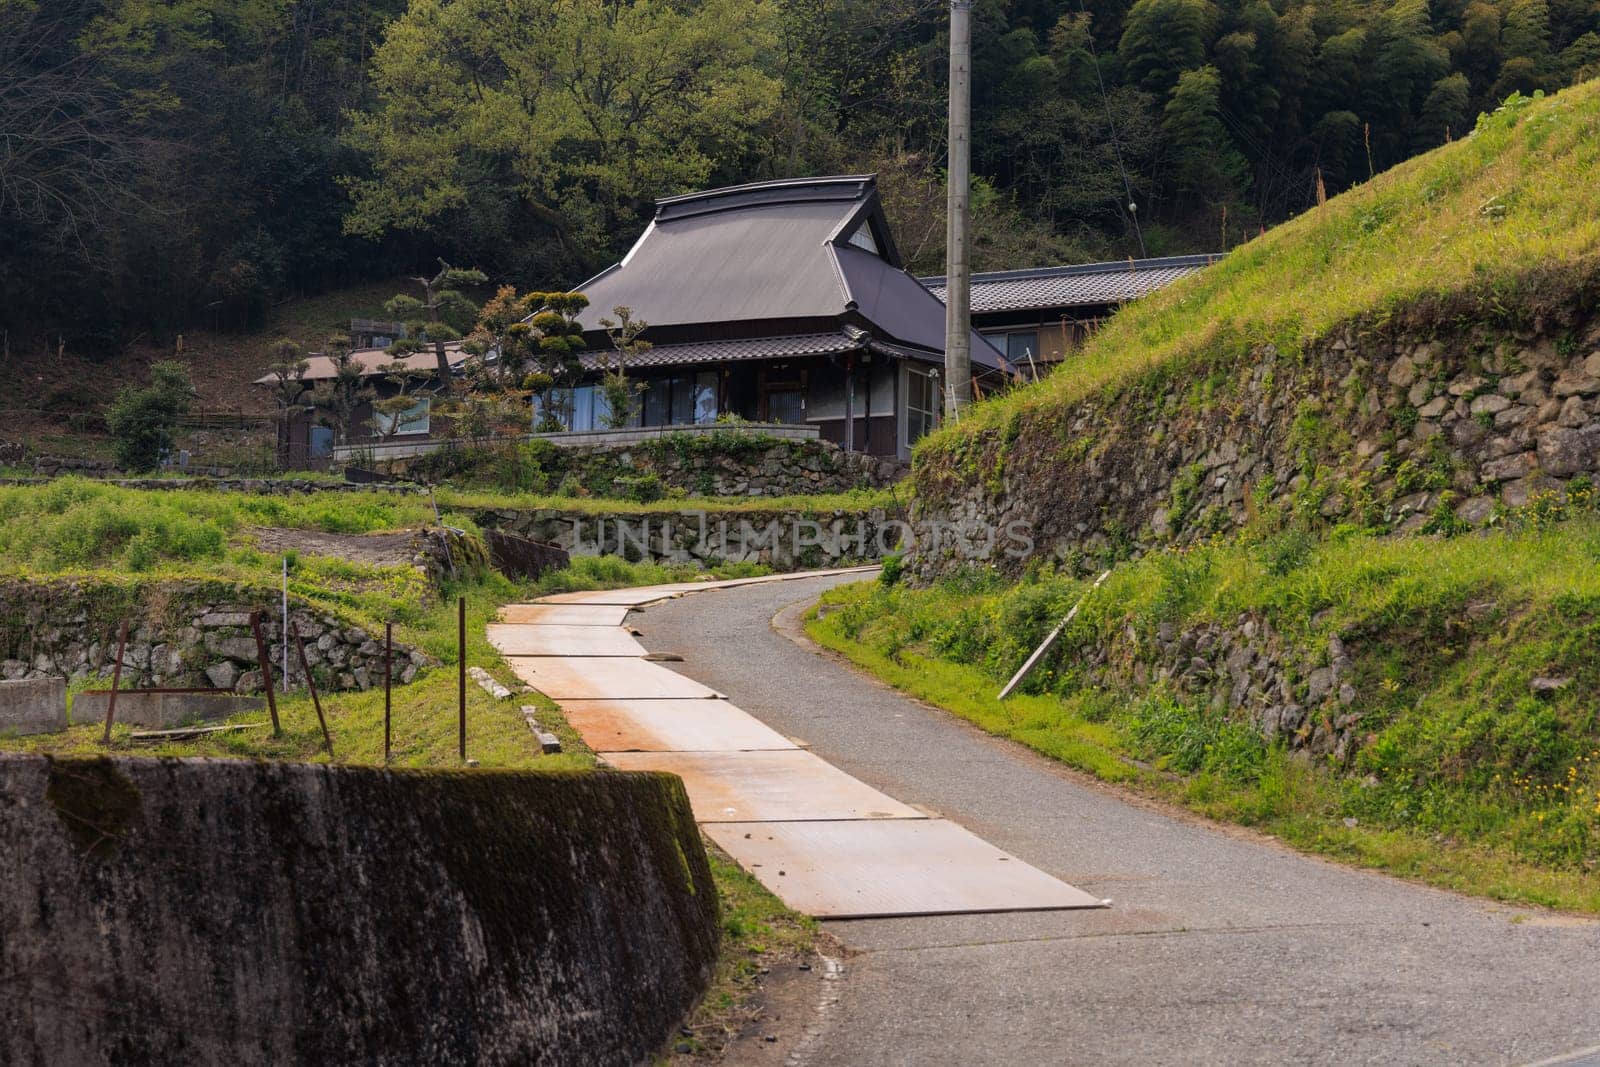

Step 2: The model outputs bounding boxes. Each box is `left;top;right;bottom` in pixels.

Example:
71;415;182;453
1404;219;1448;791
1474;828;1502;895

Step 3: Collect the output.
578;332;863;371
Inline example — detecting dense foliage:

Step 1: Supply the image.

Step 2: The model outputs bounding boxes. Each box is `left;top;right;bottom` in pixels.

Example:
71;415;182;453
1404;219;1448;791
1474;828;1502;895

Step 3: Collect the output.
5;0;1598;344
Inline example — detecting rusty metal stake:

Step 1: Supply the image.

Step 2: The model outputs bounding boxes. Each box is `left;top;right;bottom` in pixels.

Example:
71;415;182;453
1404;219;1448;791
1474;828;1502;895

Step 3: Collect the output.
384;622;393;764
292;624;333;756
101;619;129;744
457;596;467;762
250;610;282;736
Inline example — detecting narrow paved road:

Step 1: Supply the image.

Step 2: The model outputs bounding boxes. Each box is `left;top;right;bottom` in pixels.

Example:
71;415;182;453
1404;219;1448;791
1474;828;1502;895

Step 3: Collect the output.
631;573;1600;1067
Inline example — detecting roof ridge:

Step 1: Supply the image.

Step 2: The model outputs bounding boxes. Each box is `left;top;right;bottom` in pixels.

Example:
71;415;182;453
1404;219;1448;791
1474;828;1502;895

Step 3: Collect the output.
655;174;876;207
921;253;1223;287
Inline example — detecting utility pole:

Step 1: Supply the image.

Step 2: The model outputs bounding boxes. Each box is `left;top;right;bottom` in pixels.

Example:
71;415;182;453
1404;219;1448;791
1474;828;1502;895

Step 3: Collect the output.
943;0;974;418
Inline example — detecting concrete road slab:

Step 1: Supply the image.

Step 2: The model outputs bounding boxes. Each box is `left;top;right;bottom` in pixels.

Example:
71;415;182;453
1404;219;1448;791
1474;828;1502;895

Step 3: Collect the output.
505;656;720;700
562;697;798;752
486;623;646;657
602;749;923;823
706;819;1106;918
497;604;632;626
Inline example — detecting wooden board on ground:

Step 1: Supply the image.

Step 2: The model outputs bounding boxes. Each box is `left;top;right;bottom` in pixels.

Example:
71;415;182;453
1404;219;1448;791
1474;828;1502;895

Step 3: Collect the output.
486;624;646;658
602;750;922;823
563;698;798;753
498;604;632;627
505;656;721;700
705;819;1108;919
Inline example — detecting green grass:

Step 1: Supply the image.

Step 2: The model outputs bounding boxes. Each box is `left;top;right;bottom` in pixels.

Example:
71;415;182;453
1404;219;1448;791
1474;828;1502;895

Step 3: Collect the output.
917;83;1600;463
0;477;443;571
7;576;591;771
809;513;1600;912
0;478;880;629
0;486;812;1032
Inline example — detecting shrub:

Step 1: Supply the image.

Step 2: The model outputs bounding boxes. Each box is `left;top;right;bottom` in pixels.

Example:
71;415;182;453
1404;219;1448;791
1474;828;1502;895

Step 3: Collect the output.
105;361;193;472
612;472;664;504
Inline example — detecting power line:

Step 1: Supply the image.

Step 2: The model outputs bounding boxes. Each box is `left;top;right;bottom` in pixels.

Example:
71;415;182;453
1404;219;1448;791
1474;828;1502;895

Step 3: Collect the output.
1076;0;1146;257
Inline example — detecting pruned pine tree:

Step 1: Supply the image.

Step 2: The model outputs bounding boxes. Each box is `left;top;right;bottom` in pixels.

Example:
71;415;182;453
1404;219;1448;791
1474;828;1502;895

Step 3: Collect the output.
383;260;487;396
596;305;651;430
313;334;369;446
369;361;432;442
464;286;539;390
263;339;311;464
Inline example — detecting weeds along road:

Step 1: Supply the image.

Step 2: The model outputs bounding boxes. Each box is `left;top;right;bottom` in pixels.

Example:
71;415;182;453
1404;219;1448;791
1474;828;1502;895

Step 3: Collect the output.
630;573;1600;1067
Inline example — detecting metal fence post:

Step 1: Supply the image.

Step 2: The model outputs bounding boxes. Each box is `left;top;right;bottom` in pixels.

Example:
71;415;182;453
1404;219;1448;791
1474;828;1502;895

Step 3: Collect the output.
292;624;333;756
101;619;129;744
250;611;282;736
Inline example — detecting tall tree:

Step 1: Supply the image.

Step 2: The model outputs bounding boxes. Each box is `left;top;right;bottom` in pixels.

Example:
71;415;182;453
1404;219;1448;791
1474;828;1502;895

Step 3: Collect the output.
343;0;782;278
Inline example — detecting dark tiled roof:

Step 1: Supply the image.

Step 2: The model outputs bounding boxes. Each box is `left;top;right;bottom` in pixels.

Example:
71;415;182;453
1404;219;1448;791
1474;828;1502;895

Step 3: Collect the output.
573;174;1005;371
578;332;863;371
921;254;1221;314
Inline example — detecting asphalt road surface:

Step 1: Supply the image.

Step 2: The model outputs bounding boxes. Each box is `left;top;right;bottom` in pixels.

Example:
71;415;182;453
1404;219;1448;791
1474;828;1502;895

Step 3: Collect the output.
630;572;1600;1067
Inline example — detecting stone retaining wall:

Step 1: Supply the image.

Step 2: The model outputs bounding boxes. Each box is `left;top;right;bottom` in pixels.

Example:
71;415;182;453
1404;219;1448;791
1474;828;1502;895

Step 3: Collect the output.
407;433;904;498
0;755;718;1065
0;579;437;696
908;298;1600;577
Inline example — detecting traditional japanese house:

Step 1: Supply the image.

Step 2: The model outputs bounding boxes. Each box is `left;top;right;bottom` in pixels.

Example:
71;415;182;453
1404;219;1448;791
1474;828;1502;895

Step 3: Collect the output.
554;175;1008;461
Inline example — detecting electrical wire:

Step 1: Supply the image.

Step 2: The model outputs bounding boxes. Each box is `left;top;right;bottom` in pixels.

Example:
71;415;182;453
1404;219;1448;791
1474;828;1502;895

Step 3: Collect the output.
1076;0;1147;257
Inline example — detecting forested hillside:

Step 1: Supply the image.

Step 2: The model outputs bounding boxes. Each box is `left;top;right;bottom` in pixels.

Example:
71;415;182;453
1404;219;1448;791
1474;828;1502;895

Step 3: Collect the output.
5;0;1598;347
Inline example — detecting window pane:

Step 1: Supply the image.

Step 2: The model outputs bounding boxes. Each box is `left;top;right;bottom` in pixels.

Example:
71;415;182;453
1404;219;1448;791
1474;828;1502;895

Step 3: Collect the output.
1007;332;1039;364
806;363;846;422
643;377;670;426
569;386;593;431
377;397;431;436
767;390;804;424
869;363;895;416
694;371;718;424
670;373;693;425
905;366;936;447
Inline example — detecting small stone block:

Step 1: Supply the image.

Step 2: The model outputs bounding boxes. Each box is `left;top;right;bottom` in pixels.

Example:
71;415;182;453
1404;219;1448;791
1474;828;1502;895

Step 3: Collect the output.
468;666;513;701
0;678;68;735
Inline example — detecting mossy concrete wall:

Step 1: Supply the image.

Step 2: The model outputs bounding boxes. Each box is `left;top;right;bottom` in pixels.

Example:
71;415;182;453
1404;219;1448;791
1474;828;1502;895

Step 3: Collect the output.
0;755;718;1066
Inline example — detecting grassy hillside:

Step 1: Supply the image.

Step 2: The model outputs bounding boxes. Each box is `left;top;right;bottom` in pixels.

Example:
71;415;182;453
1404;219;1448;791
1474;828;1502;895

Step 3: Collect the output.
814;503;1600;910
827;80;1600;910
919;83;1600;462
